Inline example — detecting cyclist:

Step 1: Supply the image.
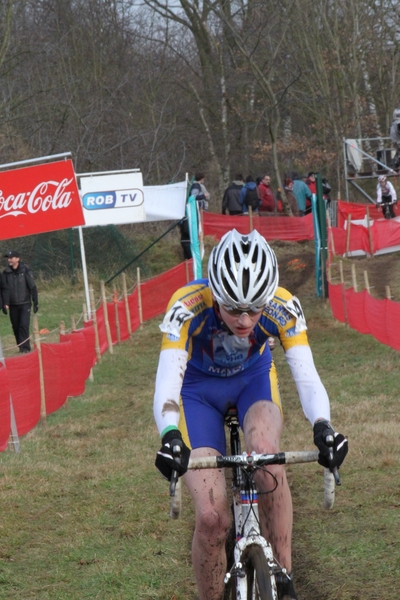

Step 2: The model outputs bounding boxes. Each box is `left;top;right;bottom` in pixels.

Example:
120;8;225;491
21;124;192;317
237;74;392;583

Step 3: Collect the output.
376;174;397;219
154;229;348;600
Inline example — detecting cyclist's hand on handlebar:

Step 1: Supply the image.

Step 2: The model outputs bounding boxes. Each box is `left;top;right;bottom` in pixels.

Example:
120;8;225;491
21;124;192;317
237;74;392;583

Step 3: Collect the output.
155;429;190;481
313;419;348;470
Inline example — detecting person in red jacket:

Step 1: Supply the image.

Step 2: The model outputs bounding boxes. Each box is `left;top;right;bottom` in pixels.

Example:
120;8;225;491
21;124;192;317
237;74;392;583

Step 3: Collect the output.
257;175;275;214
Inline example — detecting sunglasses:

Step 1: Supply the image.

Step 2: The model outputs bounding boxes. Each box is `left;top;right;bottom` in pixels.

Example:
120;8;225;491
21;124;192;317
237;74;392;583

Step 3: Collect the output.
220;304;263;317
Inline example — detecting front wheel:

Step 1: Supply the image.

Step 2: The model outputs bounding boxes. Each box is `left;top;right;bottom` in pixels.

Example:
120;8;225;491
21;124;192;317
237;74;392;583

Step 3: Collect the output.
244;545;276;600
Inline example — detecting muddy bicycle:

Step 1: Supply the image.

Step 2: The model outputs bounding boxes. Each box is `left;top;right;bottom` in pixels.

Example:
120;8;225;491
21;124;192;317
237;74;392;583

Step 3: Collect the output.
169;408;338;600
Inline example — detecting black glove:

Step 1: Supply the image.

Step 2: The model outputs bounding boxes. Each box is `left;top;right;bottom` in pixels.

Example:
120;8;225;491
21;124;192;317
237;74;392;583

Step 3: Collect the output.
2;307;7;315
33;304;39;313
313;420;348;470
155;429;190;481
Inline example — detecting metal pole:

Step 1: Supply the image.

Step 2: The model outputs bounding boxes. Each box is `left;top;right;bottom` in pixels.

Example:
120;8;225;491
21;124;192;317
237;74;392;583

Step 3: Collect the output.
0;152;72;171
78;226;91;319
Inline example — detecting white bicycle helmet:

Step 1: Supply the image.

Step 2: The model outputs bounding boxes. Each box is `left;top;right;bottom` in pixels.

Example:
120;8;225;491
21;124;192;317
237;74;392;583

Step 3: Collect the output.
208;229;279;310
378;175;387;184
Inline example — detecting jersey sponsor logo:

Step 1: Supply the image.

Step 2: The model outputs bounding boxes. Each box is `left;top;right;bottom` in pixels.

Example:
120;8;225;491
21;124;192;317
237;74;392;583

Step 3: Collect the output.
207;364;244;376
264;301;290;326
183;294;203;308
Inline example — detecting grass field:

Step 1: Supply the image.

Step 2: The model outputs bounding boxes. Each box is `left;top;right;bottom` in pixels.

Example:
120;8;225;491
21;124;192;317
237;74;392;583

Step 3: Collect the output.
0;239;399;599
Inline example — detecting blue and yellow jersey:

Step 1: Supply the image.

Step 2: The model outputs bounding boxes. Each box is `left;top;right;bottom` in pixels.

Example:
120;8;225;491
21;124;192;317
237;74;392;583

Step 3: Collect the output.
159;279;310;377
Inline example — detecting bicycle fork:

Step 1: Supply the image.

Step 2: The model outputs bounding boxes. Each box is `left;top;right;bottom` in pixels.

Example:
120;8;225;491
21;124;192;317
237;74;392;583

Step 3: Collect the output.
224;484;279;599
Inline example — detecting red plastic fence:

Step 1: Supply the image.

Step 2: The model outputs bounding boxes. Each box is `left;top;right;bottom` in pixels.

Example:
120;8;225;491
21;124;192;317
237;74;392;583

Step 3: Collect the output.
1;260;194;450
203;212;315;241
42;342;73;415
141;262;192;322
330;200;400;256
5;352;41;437
0;364;11;451
329;281;400;351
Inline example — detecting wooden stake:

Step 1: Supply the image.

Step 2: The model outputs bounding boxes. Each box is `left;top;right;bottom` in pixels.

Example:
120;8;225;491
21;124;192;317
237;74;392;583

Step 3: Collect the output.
59;321;66;336
83;303;95;380
366;206;374;257
385;285;391;300
137;267;143;326
89;287;101;363
351;263;358;292
185;260;190;283
364;270;370;294
113;288;121;344
339;260;348;325
345;214;351;257
121;273;132;336
33;314;46;423
100;281;114;354
71;315;76;331
326;209;336;257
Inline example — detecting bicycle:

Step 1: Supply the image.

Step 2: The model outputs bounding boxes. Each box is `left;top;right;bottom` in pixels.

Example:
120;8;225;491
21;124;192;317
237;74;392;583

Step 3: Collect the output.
169;407;338;600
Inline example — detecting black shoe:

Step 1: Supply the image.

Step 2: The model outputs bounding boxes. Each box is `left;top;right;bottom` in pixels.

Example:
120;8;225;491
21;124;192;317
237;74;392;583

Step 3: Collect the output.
276;572;298;600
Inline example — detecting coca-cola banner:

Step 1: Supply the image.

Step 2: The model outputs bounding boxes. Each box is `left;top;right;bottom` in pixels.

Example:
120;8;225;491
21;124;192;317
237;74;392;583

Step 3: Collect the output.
79;170;146;226
0;159;84;239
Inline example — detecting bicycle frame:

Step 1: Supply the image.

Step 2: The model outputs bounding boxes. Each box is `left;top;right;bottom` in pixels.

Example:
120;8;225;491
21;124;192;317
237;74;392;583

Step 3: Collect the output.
225;409;279;599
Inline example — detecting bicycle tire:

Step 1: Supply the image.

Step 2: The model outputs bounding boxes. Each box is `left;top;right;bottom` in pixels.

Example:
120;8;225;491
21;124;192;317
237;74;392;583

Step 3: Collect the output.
244;545;276;600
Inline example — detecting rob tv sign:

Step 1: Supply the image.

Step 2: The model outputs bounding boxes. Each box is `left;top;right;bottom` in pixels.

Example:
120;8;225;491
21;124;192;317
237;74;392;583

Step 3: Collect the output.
79;170;145;226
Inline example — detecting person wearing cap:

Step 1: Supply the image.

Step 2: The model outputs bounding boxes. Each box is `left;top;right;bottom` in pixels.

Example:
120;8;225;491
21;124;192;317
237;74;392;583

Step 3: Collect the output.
2;251;38;353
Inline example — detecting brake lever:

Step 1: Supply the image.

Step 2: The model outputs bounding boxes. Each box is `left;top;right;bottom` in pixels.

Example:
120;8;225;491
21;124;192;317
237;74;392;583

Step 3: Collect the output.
325;434;341;486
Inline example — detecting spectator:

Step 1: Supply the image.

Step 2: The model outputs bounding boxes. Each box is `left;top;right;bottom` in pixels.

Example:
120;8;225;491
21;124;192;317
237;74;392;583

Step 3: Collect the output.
305;172;317;214
322;178;332;205
189;172;210;210
258;174;275;214
292;172;312;217
2;250;38;353
221;174;244;215
306;172;317;195
179;217;192;260
240;175;259;214
283;179;299;216
376;175;397;219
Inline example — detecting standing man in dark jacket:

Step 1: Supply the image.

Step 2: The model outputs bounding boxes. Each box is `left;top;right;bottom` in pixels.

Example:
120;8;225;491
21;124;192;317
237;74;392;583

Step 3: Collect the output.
2;250;38;353
221;174;244;215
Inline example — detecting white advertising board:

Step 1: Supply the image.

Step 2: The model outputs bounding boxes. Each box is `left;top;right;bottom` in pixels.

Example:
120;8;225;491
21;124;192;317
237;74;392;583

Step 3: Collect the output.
143;180;187;221
79;170;145;226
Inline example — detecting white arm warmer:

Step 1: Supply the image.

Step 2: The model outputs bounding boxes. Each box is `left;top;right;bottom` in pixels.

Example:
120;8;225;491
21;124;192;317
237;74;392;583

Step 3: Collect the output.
284;345;330;424
153;348;188;435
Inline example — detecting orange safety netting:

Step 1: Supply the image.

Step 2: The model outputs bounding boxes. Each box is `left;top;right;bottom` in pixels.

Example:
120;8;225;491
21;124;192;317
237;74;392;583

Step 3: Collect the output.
0;364;10;451
5;351;41;436
42;342;73;414
203;212;315;241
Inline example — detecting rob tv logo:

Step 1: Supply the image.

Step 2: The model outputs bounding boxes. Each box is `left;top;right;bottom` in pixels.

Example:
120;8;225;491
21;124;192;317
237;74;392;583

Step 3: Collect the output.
82;189;144;210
